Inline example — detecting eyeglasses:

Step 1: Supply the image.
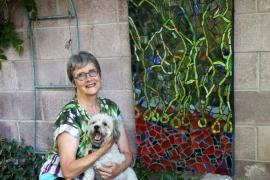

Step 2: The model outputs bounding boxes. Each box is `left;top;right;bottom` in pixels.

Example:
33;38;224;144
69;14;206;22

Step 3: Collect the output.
74;69;99;81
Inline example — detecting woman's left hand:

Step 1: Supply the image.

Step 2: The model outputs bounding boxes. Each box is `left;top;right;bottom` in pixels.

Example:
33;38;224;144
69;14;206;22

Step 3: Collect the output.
97;124;133;180
97;162;120;180
98;162;119;180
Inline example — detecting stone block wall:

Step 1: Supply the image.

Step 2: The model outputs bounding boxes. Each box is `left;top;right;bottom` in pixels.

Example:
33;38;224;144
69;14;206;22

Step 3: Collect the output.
234;0;270;179
1;0;270;179
0;0;136;152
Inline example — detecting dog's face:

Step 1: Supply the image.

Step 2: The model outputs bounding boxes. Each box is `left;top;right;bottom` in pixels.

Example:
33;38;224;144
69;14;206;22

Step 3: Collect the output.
87;114;120;147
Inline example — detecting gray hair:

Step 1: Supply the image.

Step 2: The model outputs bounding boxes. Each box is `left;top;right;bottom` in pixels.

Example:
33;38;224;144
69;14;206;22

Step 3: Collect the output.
67;51;101;83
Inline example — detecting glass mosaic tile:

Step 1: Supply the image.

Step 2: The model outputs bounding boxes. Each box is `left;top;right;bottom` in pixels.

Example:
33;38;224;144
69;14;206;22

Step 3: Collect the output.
128;0;234;175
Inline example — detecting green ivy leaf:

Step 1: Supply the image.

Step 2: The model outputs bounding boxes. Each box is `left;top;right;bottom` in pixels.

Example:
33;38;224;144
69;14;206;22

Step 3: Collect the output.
21;139;25;145
11;31;19;36
26;146;33;154
5;33;11;39
12;147;18;153
7;145;11;151
7;22;15;31
11;36;23;48
33;5;37;11
14;159;19;165
16;39;23;45
25;5;32;12
30;155;35;161
0;49;4;53
1;40;9;48
0;54;7;60
3;175;10;180
3;27;10;34
22;0;31;6
31;11;38;19
16;46;24;56
29;169;35;176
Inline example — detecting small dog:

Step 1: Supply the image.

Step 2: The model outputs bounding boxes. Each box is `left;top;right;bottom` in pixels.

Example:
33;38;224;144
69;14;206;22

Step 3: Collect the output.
83;113;138;180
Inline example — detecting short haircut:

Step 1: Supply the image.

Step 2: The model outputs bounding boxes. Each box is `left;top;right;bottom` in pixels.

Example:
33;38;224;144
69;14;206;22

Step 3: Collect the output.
67;51;101;83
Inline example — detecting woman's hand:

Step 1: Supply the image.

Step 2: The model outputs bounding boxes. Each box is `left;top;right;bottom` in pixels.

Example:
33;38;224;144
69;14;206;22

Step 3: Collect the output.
57;132;115;179
96;137;117;179
97;162;121;180
97;124;133;180
101;136;115;151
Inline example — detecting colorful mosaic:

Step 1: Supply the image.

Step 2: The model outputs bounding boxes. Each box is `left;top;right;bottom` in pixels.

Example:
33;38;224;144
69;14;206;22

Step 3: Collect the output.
128;0;234;175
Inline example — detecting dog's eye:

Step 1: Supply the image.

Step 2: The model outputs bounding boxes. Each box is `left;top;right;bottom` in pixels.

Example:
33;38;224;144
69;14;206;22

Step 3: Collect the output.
102;122;107;126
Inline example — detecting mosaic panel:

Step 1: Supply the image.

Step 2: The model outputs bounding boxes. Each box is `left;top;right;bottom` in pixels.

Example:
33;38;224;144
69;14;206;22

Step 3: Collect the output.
128;0;234;175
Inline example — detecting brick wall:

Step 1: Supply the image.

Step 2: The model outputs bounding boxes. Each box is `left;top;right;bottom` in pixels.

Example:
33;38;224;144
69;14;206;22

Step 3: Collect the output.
1;0;270;178
0;0;136;152
234;0;270;179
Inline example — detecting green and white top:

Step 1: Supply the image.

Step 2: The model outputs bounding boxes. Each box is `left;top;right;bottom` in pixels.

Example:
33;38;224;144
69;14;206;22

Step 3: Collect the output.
40;96;123;179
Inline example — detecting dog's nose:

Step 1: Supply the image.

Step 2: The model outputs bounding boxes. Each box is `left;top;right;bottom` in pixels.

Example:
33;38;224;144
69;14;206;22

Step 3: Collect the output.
94;125;99;130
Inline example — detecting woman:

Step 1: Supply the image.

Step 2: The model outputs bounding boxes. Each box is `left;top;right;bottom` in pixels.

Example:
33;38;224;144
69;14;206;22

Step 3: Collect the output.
39;51;133;180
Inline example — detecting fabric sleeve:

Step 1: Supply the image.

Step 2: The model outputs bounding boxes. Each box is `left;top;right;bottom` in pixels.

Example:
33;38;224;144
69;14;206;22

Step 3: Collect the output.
117;112;123;126
53;124;80;141
53;108;82;141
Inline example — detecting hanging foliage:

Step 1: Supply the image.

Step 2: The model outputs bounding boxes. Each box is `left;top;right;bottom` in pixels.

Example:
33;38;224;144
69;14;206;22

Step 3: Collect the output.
0;0;38;69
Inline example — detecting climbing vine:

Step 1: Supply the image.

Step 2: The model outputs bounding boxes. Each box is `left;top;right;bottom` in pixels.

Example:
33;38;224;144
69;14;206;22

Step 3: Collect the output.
0;0;37;69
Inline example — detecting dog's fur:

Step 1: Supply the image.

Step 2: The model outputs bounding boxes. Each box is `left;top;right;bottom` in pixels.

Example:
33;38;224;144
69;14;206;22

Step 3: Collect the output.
83;113;137;180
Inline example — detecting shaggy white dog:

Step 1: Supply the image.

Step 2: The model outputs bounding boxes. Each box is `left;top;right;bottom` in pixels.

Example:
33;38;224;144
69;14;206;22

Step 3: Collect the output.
83;113;138;180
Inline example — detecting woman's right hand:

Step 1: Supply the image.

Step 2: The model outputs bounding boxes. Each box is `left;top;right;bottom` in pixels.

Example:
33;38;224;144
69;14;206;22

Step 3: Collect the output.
58;133;114;179
101;136;115;151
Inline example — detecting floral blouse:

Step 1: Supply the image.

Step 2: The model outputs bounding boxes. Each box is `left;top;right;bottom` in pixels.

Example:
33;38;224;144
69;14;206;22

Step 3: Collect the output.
40;96;123;179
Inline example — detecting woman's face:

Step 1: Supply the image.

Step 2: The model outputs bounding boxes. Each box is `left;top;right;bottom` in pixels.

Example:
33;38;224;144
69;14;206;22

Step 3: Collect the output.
73;62;101;97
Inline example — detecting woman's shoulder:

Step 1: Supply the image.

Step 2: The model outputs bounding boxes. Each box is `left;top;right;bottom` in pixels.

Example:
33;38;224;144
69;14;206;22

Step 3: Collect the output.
98;97;118;106
61;97;77;110
98;97;120;113
55;98;78;118
98;97;122;123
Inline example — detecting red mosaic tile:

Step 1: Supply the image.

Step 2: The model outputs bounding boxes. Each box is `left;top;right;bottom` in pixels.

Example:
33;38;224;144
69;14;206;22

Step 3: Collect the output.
169;155;181;161
194;163;206;174
149;163;165;171
141;145;149;155
202;155;210;164
186;159;196;166
203;146;214;155
196;156;203;163
161;139;171;149
183;147;193;157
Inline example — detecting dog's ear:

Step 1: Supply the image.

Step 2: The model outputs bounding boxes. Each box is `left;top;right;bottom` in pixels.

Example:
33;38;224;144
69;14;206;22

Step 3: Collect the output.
112;118;120;142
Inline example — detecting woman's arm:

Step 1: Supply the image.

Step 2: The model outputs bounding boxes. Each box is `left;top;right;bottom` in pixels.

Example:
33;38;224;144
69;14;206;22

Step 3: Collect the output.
116;123;133;171
57;132;114;180
97;124;133;179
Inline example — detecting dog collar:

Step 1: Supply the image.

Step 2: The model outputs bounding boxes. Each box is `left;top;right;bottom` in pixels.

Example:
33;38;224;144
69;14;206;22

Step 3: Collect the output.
88;145;100;155
92;144;100;149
